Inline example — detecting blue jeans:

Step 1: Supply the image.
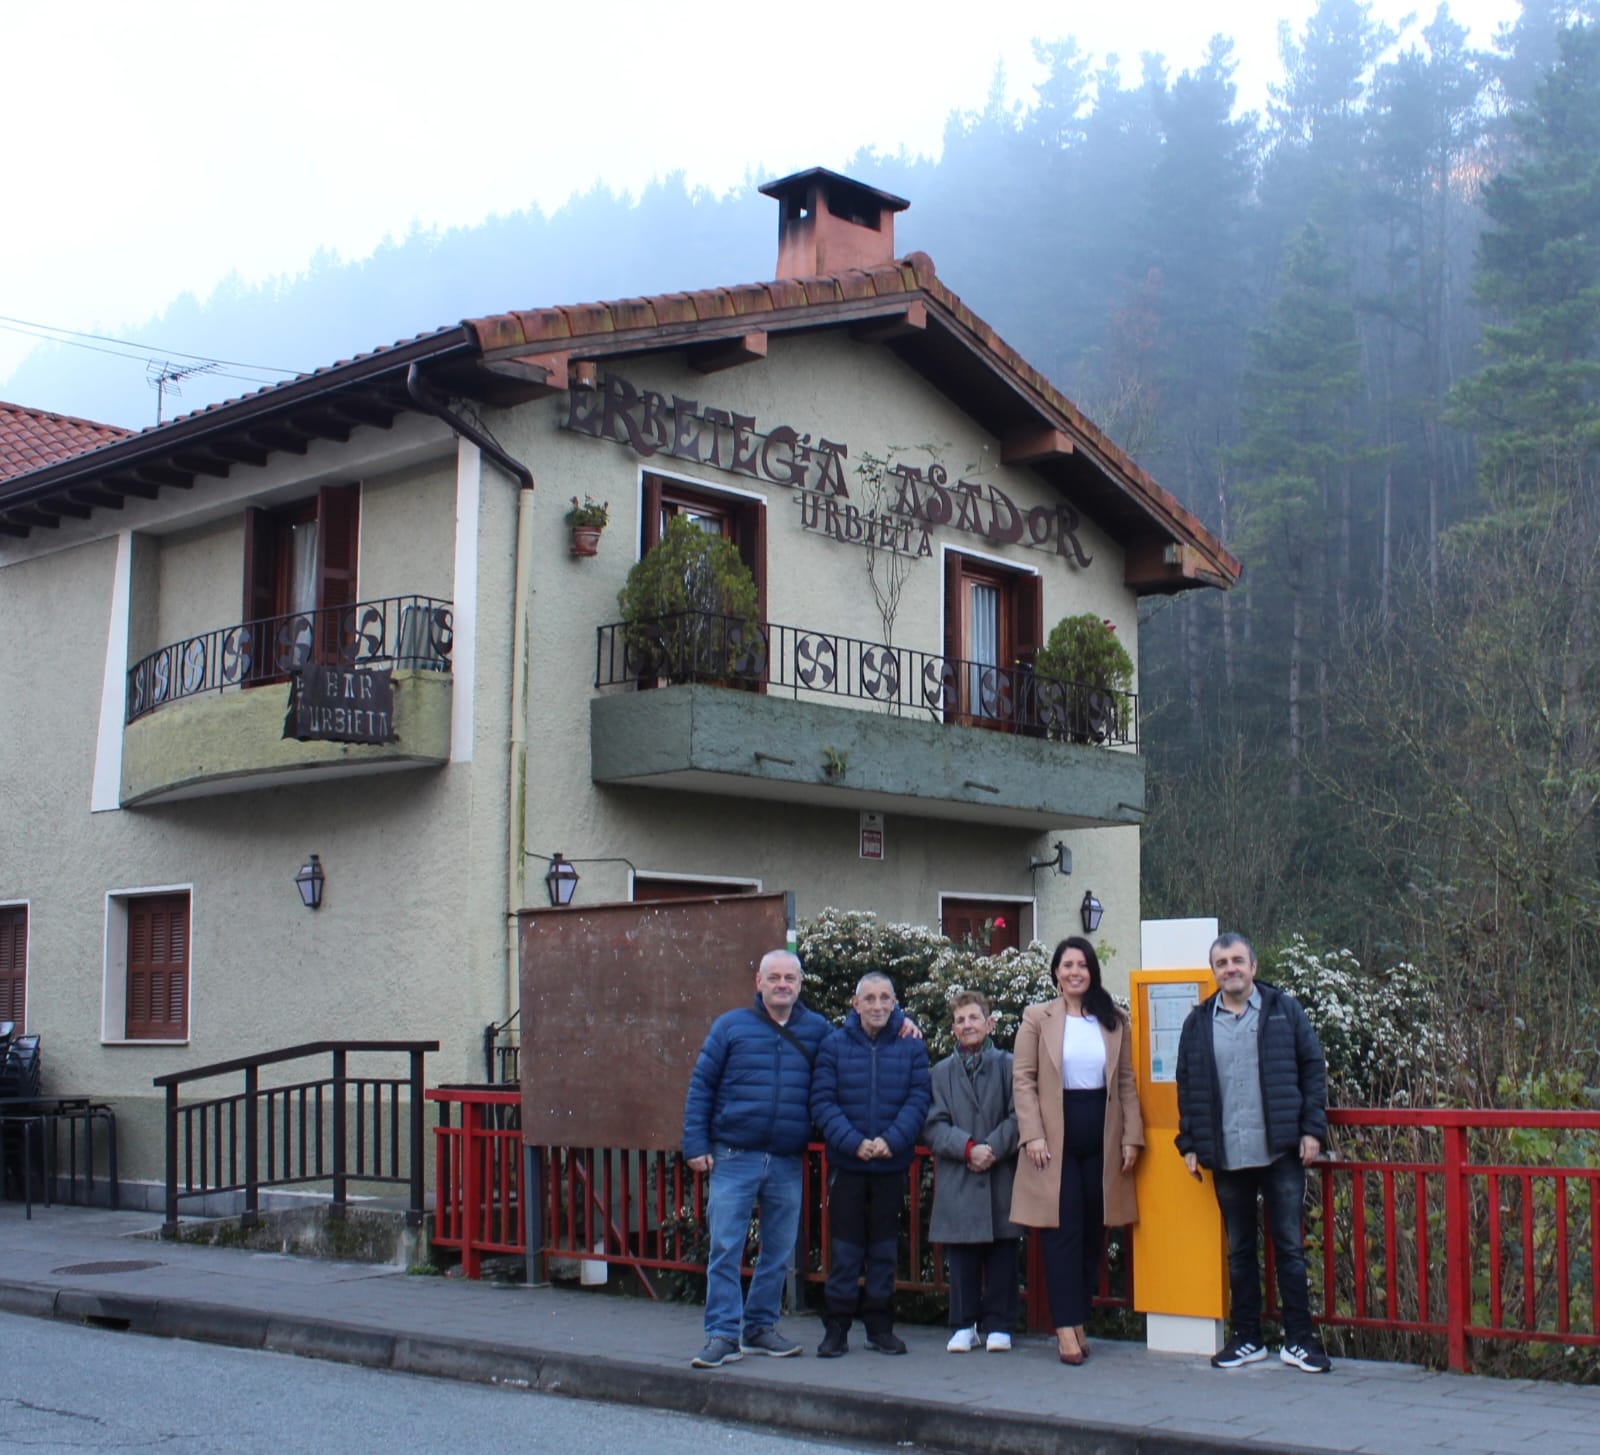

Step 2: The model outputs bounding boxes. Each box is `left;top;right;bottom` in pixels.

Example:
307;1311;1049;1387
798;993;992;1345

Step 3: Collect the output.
1212;1154;1313;1344
703;1144;802;1341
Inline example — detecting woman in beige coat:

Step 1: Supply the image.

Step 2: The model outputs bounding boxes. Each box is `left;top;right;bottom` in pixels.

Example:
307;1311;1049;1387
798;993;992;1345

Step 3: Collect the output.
1010;936;1142;1365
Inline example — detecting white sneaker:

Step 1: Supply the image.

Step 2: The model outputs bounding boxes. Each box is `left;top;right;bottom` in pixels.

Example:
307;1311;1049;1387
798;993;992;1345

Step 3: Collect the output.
985;1331;1012;1352
946;1326;979;1353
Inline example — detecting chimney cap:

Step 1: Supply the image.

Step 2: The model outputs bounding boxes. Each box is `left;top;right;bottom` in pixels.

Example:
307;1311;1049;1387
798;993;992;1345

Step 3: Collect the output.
758;167;910;218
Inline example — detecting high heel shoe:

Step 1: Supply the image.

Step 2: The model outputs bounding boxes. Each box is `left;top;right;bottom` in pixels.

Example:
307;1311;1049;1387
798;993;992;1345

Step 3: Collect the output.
1074;1325;1091;1360
1056;1329;1085;1366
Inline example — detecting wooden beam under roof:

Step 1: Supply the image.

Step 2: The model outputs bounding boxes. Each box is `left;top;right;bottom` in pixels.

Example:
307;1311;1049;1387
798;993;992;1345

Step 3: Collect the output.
207;440;271;468
0;517;30;538
687;331;768;375
68;486;126;511
288;410;353;444
6;506;61;530
1002;425;1075;466
850;301;928;342
104;475;161;500
171;452;233;479
134;464;195;489
247;426;309;456
328;397;396;430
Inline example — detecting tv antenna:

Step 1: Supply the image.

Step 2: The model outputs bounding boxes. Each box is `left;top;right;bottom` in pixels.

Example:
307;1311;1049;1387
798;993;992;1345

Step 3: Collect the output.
147;359;219;424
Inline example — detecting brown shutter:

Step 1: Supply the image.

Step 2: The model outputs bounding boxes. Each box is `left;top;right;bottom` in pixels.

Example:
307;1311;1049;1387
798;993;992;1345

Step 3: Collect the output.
243;507;277;625
315;484;360;661
641;476;663;554
1013;574;1043;665
735;498;768;622
126;894;189;1040
942;552;964;720
0;906;26;1027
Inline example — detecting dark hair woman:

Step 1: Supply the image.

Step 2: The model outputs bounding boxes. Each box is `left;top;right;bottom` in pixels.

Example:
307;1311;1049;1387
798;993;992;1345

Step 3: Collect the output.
1008;936;1142;1364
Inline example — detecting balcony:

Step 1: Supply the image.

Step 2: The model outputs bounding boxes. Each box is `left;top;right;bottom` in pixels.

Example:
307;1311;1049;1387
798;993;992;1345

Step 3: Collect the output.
121;596;453;806
590;613;1143;829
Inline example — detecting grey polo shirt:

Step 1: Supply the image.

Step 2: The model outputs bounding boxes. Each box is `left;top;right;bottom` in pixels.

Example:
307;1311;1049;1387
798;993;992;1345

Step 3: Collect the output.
1212;988;1270;1170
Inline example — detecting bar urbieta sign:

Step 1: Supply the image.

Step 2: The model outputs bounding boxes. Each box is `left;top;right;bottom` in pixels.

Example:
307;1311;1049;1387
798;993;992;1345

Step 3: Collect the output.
284;667;397;744
562;371;1092;569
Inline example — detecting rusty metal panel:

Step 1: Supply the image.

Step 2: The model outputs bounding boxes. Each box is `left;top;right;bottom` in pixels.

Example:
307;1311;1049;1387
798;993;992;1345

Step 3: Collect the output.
517;893;790;1150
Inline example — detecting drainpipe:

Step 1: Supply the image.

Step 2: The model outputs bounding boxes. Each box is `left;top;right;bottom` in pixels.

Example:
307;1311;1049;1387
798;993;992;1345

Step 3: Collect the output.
405;364;535;1044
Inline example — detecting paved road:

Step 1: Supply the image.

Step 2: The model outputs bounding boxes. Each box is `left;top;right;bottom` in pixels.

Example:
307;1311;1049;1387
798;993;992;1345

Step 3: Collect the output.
0;1311;897;1455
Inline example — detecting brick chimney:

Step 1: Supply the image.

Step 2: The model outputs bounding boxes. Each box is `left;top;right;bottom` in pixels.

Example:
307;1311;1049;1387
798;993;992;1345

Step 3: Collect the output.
758;168;910;279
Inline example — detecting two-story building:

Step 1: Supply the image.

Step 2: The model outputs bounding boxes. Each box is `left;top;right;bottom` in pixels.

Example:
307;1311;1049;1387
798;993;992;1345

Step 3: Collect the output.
0;170;1238;1198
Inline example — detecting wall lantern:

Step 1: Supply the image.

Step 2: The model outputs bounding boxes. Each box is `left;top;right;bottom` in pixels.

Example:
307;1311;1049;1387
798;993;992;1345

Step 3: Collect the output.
545;853;580;907
1027;841;1072;877
1079;890;1104;935
295;854;326;911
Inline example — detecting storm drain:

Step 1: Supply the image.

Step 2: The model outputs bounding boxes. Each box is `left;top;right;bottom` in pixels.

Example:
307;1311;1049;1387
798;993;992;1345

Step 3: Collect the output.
50;1260;163;1275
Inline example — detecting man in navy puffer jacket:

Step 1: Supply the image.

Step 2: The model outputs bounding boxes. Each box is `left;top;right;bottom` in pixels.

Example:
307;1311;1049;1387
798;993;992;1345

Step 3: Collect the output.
682;949;829;1369
811;972;931;1356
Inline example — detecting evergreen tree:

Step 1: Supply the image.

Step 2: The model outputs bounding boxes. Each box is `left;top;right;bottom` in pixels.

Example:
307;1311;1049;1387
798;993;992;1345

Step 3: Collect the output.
1452;21;1600;498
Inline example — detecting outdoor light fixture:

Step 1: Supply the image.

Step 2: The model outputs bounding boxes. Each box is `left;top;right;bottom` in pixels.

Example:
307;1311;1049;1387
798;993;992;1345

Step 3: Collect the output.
295;854;326;911
545;853;580;907
1027;842;1072;877
1079;890;1104;935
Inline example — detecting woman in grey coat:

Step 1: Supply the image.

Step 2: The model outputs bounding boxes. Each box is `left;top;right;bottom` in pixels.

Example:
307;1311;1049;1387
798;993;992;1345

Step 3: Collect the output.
923;990;1022;1351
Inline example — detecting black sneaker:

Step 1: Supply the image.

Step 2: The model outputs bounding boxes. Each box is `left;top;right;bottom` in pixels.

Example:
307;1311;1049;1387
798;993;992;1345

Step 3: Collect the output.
817;1324;850;1358
692;1336;743;1369
740;1328;802;1357
1211;1337;1267;1368
866;1329;908;1355
1280;1341;1333;1373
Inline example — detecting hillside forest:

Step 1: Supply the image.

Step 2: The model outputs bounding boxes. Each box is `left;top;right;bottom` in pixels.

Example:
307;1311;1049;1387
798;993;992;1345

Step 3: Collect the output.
9;0;1600;1102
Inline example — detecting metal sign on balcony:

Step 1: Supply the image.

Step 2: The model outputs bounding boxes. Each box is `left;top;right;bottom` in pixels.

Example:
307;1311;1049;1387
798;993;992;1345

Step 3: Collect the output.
283;667;398;744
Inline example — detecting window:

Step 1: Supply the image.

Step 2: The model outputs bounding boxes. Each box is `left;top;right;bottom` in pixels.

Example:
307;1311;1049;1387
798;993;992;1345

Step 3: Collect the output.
0;905;26;1028
642;476;767;620
941;898;1027;955
104;890;191;1042
242;483;360;682
942;551;1041;731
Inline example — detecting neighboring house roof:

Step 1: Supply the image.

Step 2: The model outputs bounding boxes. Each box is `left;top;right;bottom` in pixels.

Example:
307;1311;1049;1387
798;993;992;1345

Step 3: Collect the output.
0;401;131;482
0;253;1238;593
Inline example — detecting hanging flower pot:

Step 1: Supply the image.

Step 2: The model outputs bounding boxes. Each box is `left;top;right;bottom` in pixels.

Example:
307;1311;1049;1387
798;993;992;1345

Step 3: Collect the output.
565;495;609;558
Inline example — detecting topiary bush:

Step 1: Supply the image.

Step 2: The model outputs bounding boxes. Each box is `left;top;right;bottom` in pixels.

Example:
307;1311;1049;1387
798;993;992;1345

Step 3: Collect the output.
617;515;762;681
1033;613;1135;742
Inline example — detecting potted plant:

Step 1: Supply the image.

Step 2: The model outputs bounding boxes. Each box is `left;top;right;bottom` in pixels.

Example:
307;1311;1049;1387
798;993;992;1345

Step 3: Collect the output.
1032;614;1134;743
566;495;610;557
617;515;763;683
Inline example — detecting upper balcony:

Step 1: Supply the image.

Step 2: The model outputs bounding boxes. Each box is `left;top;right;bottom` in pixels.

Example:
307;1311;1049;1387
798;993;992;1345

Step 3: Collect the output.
121;595;453;806
590;613;1143;829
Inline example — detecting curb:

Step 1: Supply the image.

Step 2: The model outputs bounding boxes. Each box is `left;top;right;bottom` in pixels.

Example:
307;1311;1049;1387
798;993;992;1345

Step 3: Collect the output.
0;1280;1329;1455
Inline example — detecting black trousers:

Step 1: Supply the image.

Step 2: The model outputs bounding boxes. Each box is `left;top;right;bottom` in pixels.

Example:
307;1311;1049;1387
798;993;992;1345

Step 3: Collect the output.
1039;1087;1105;1328
946;1239;1020;1335
824;1167;901;1331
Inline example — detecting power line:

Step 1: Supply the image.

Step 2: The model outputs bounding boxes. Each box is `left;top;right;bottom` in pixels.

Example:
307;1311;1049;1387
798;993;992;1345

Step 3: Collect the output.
0;313;302;376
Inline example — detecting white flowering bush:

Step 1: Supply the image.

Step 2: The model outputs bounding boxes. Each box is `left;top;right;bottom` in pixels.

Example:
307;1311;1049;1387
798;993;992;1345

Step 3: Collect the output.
797;908;1058;1059
1262;934;1448;1104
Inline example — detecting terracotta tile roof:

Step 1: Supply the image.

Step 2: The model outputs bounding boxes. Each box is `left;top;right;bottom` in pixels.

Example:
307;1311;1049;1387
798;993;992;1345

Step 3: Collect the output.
0;401;131;481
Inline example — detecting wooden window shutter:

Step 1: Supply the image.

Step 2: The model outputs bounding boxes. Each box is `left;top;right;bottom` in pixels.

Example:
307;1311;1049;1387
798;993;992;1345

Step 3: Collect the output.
641;477;664;554
942;552;964;719
126;894;189;1040
315;484;360;661
242;507;278;626
0;906;26;1026
735;498;768;622
1013;574;1043;665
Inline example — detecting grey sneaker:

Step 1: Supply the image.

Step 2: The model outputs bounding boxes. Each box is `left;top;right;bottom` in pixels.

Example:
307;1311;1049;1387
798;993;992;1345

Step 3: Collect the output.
740;1328;802;1357
1280;1341;1332;1373
1211;1337;1267;1368
692;1336;743;1368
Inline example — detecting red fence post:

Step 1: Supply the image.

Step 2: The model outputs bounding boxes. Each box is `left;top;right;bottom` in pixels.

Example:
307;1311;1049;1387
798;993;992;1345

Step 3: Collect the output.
1443;1121;1469;1373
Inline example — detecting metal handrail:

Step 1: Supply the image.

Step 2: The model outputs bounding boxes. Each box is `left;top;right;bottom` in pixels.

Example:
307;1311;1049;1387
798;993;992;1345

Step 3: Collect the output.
595;612;1138;749
154;1039;438;1236
127;595;453;723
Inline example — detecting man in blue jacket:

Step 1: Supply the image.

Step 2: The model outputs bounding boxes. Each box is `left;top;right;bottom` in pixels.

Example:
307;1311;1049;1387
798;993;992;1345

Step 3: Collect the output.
811;972;931;1357
682;949;828;1369
1176;933;1332;1374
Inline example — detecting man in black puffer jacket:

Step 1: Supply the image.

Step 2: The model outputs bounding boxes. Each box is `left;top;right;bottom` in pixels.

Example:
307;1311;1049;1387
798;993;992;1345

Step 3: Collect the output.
1176;933;1331;1375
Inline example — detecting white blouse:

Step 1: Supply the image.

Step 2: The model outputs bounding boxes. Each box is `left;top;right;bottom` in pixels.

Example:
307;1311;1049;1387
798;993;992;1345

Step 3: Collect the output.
1061;1013;1107;1090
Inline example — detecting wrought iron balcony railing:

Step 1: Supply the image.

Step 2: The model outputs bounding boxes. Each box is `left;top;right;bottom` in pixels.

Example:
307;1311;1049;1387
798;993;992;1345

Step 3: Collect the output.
594;612;1137;749
127;595;453;724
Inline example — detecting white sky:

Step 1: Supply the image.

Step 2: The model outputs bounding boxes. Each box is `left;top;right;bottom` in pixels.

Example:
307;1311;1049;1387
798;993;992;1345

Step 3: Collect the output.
3;0;1520;394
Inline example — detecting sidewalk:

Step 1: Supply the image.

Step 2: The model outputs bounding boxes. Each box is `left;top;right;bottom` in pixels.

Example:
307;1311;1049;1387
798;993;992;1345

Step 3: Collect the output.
2;1204;1594;1455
